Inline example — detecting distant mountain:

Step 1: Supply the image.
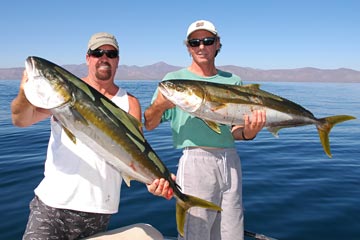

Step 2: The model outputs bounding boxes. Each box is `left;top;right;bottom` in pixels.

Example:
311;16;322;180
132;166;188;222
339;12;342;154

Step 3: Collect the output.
220;65;360;83
1;62;359;82
0;67;25;80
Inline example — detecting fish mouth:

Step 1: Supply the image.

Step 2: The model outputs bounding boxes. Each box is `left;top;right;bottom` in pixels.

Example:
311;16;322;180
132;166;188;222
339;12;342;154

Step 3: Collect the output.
25;57;35;78
158;82;173;97
25;57;32;72
25;56;44;80
23;56;69;109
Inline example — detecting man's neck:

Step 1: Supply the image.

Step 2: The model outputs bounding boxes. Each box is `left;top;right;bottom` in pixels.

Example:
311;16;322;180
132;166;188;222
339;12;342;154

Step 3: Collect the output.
188;62;217;77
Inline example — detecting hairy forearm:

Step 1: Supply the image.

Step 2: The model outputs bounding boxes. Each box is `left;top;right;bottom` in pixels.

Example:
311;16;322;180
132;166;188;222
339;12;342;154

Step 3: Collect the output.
144;90;175;130
144;103;165;130
11;89;50;127
11;90;33;127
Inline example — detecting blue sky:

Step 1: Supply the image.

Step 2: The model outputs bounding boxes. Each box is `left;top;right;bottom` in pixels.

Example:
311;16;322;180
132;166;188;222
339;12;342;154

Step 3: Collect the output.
1;0;359;70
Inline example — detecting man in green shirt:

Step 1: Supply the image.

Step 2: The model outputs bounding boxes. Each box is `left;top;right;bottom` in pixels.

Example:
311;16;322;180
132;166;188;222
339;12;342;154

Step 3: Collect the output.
144;20;266;240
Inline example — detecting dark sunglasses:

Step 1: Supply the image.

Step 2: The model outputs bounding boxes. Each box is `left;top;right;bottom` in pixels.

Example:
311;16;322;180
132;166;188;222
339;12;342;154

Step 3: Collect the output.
88;49;119;59
188;37;216;47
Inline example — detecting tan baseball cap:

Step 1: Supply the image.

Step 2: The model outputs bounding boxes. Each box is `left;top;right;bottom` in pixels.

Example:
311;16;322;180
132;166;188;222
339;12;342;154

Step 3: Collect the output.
88;32;119;50
186;20;218;38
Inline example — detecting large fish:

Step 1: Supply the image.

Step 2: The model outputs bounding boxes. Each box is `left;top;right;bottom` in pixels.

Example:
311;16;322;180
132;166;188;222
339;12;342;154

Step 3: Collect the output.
23;56;221;236
158;80;356;158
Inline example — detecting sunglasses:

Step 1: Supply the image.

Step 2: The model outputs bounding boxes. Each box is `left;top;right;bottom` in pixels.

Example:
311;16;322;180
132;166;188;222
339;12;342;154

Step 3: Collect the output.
88;49;119;59
188;37;216;47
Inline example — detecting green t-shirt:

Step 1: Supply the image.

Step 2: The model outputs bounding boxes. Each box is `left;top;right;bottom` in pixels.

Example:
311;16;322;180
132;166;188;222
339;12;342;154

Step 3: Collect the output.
150;68;243;149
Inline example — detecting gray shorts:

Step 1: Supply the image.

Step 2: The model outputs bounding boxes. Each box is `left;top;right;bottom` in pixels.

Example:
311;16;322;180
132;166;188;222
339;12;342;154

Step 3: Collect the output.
177;147;244;240
23;195;111;240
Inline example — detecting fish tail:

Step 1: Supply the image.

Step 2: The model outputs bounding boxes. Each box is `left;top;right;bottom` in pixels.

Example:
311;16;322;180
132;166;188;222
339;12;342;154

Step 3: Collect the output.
317;115;356;158
175;194;222;236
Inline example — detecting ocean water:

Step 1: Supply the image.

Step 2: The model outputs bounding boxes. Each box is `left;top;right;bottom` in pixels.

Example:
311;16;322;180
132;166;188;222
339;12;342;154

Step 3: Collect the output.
0;80;359;240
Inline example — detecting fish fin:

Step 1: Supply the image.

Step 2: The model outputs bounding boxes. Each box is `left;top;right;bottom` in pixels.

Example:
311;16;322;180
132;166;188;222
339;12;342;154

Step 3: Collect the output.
176;194;222;236
61;108;89;144
63;127;77;144
175;203;186;236
267;126;281;138
123;175;132;187
202;120;221;134
100;98;144;141
316;115;356;158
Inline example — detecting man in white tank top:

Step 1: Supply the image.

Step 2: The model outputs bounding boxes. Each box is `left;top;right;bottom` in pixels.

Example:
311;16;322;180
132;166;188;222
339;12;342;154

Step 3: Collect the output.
11;32;173;240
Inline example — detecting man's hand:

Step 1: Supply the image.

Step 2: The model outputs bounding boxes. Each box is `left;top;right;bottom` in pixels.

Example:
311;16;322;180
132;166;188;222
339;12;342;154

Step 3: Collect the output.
242;109;266;139
147;174;176;200
232;110;266;140
11;71;51;127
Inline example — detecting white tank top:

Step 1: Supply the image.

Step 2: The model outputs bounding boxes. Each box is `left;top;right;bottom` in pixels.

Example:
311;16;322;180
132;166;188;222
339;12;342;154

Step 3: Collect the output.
35;87;129;214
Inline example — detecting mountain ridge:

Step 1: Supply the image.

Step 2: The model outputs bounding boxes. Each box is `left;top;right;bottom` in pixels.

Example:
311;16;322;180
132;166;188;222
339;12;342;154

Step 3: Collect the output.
1;62;359;82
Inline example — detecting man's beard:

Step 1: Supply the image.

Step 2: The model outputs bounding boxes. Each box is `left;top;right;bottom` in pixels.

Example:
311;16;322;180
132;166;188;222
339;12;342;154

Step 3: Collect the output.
95;62;112;81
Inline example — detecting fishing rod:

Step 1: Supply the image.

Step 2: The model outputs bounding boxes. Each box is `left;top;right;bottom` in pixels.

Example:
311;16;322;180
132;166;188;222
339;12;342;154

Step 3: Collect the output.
245;230;278;240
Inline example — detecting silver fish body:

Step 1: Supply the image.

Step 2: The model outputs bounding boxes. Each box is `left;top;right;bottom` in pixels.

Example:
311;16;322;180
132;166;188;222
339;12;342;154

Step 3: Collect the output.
158;80;356;158
24;56;221;236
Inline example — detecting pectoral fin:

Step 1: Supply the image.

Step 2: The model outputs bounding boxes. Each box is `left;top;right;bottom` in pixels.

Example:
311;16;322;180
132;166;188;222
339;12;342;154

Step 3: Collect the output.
61;108;89;144
202;120;221;134
63;127;77;144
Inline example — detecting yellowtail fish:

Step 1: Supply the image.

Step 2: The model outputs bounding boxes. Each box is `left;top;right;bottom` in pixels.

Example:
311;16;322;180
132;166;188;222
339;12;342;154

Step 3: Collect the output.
23;56;222;236
158;80;356;158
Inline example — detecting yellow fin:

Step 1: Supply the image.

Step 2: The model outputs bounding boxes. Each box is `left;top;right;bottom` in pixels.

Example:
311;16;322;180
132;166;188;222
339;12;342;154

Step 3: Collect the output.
61;108;89;144
317;115;356;158
123;174;132;187
176;204;186;237
202;120;221;134
63;127;76;144
176;194;222;236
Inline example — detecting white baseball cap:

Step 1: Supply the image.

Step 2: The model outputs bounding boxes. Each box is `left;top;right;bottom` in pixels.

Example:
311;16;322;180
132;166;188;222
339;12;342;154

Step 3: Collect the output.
186;20;218;38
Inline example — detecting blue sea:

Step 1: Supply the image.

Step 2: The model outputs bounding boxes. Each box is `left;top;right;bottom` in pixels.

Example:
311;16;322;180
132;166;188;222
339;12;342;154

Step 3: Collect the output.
1;80;359;240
